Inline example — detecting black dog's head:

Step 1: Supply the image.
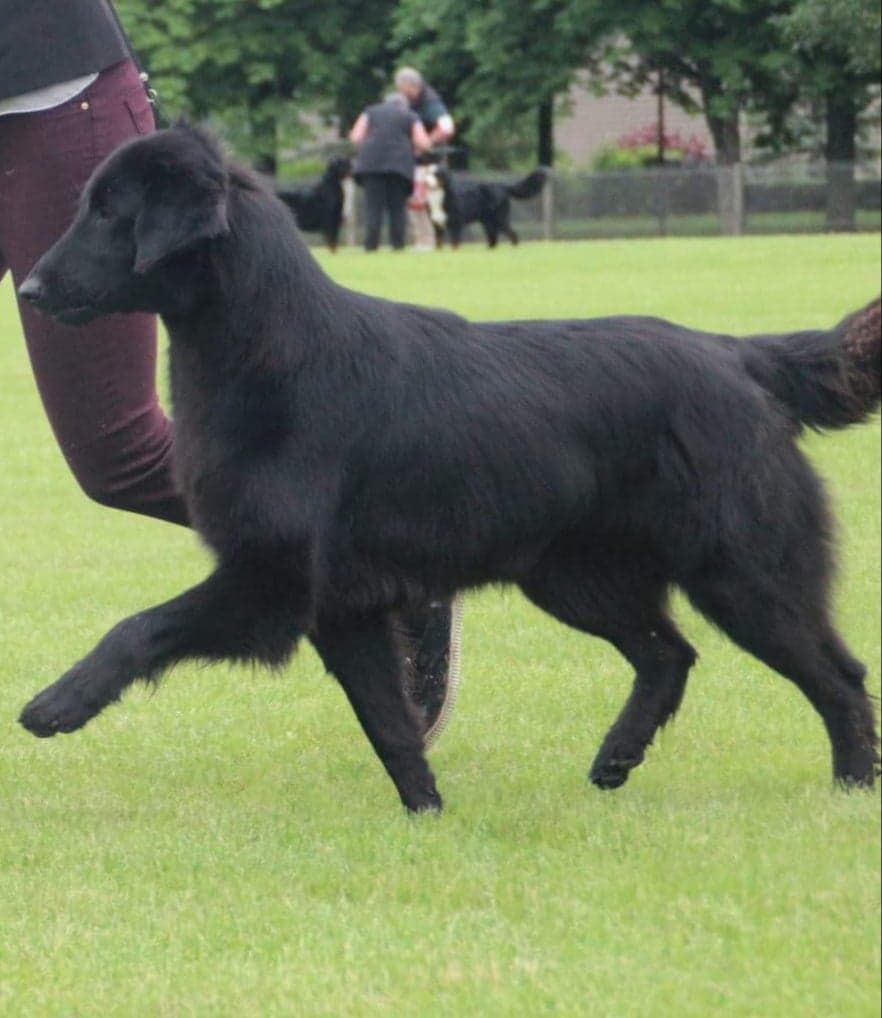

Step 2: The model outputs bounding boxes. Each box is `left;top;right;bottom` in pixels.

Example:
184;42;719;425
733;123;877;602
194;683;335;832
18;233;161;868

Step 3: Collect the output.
324;156;352;183
19;126;230;324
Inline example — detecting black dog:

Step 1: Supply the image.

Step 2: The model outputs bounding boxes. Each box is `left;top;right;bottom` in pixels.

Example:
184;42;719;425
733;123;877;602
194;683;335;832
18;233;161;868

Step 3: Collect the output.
429;166;547;247
278;156;350;252
17;127;881;813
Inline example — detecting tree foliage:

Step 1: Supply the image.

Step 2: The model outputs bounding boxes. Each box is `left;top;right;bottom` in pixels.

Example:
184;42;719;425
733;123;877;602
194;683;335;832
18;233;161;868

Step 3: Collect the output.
781;0;881;79
776;0;882;226
567;0;799;164
115;0;880;170
117;0;398;169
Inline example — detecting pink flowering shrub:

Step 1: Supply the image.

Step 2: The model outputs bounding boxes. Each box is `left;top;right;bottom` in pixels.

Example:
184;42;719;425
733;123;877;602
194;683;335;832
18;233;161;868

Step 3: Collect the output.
593;123;711;170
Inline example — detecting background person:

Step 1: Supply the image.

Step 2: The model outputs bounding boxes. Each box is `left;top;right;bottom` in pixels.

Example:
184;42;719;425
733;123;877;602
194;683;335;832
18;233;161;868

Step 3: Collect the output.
395;68;456;251
395;67;455;146
349;93;431;252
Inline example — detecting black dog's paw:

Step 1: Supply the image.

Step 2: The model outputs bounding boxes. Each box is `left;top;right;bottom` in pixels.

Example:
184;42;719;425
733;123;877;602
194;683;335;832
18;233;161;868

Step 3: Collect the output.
589;761;631;791
835;774;876;793
19;679;103;738
832;740;880;790
589;751;646;791
589;740;647;790
404;787;444;815
834;767;878;792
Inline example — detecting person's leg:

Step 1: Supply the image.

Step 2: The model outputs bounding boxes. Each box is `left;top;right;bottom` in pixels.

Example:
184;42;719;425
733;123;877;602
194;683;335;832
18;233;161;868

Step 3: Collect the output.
361;175;384;252
0;63;188;526
409;167;436;251
399;596;464;748
387;176;410;251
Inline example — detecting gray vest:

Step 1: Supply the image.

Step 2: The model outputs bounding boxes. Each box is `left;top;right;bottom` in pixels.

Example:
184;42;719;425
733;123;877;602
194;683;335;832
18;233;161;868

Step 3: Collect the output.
354;102;417;183
0;0;130;101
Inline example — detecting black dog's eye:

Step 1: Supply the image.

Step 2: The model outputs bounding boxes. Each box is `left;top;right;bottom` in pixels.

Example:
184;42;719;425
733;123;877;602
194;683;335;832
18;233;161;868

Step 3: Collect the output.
91;188;115;222
93;200;115;222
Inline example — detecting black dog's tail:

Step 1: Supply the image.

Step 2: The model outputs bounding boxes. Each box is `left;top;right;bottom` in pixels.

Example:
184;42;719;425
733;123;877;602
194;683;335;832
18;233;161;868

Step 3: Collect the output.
741;297;881;430
507;168;548;200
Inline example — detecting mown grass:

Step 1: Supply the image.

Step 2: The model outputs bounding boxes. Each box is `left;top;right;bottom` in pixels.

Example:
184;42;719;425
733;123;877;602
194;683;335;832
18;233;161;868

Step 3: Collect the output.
0;234;879;1017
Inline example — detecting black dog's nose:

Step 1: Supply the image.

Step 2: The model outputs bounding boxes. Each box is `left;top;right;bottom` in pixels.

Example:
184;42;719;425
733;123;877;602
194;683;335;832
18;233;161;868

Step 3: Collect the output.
18;275;44;305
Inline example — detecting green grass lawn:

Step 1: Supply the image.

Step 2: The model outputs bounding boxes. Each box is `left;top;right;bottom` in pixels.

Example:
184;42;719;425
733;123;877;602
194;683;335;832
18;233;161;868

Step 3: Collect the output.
507;209;882;242
0;235;879;1017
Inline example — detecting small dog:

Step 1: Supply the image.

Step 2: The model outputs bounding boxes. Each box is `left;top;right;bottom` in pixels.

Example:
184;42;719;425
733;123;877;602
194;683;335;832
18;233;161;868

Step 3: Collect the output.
427;166;548;247
278;156;350;252
16;126;881;812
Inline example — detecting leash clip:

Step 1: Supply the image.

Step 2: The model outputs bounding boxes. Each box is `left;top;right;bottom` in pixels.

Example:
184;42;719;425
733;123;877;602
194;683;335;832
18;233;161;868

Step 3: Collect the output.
139;71;159;107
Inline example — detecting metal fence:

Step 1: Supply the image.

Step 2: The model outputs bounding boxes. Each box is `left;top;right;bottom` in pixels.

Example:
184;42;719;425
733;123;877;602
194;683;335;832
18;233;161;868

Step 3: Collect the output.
488;162;882;242
289;162;881;247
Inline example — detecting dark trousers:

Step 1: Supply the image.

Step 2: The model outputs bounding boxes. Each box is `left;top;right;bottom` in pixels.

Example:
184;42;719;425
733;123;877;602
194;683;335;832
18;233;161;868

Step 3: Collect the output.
361;173;411;251
0;60;188;526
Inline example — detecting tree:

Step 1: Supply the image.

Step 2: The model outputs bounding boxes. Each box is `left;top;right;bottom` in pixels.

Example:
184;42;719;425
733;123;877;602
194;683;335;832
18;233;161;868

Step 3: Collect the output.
116;0;878;189
117;0;399;172
779;0;882;228
563;0;797;167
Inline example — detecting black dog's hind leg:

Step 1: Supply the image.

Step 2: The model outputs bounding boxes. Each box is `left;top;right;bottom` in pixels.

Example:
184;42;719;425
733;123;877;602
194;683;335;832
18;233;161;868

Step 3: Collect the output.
588;617;697;789
684;563;879;788
521;551;696;790
500;214;519;246
311;614;442;813
20;560;307;738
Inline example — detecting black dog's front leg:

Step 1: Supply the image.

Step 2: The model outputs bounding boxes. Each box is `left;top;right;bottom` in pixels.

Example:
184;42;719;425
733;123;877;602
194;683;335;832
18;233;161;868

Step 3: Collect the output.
19;561;307;738
312;614;442;814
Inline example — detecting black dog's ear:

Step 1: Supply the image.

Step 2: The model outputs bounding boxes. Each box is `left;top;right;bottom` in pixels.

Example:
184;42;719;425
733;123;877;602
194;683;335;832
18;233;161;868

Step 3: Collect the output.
134;174;229;274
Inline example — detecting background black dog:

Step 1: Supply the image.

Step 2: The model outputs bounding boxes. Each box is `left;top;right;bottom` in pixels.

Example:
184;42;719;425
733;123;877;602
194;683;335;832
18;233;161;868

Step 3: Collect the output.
278;156;350;251
17;127;881;813
430;166;548;247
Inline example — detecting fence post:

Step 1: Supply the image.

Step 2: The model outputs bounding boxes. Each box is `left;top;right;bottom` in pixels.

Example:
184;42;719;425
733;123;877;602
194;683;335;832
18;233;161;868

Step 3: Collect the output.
732;161;744;235
717;163;745;236
542;174;555;241
654;169;670;237
343;178;357;248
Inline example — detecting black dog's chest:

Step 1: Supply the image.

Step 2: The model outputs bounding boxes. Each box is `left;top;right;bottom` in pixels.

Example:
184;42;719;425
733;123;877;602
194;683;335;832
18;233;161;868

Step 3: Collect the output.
171;412;242;535
169;355;286;531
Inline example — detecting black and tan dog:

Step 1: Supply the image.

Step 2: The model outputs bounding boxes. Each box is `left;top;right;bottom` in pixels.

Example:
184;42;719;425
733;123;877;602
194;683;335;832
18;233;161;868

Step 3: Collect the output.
278;156;350;252
427;165;547;248
16;127;881;812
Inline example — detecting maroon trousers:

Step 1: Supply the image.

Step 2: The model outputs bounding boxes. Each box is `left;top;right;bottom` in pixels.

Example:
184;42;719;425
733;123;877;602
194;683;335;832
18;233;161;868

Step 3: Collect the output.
0;61;187;526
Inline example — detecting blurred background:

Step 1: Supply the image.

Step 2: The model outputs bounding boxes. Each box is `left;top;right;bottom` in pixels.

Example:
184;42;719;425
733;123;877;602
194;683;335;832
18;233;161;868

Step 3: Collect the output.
117;0;881;241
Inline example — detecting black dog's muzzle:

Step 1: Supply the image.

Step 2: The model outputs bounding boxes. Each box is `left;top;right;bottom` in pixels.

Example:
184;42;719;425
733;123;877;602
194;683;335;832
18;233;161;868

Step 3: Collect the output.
18;273;45;308
18;271;99;325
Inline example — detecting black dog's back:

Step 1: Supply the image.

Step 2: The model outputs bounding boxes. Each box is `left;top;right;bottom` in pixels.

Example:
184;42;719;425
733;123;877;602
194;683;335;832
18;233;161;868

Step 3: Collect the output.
17;126;881;810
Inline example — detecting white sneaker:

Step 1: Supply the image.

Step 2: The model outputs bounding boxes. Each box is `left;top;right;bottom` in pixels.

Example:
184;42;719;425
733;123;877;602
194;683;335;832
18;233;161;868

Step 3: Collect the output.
401;594;464;749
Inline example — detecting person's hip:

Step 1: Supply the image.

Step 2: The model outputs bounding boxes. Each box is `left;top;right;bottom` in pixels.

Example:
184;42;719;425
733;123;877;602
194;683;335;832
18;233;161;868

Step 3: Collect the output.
0;60;153;176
